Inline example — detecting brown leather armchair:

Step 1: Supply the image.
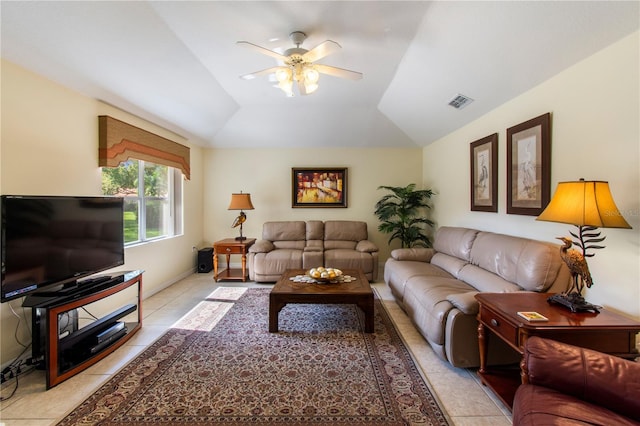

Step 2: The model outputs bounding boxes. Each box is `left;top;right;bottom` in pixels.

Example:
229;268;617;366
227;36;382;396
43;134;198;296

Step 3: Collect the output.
512;336;640;425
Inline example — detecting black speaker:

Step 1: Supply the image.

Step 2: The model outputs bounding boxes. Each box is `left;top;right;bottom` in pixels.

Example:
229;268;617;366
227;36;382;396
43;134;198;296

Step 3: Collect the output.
197;248;213;273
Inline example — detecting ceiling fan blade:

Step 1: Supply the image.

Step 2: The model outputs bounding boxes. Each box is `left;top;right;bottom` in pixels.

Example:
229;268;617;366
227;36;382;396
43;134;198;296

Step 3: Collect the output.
302;40;341;63
239;66;284;80
314;64;363;81
236;41;288;62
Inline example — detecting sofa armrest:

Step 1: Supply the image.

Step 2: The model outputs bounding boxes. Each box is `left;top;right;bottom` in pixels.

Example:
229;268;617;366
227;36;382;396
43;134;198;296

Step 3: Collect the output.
446;292;479;315
248;240;275;253
390;248;435;262
523;336;640;422
356;240;378;253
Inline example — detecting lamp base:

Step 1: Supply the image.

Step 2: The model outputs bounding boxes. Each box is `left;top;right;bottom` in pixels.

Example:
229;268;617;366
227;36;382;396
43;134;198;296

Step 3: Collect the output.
235;236;247;241
547;292;601;313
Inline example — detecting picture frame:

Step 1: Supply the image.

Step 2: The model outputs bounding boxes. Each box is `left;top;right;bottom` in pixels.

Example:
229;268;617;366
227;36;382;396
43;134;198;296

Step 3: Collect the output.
470;133;498;212
506;113;551;216
292;167;348;208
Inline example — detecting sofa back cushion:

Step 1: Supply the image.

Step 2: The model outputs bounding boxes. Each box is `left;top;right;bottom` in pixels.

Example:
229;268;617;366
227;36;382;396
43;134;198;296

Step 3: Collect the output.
262;221;306;250
458;264;521;293
469;231;564;292
433;227;479;262
524;337;640;422
430;253;468;278
324;221;368;250
305;221;324;250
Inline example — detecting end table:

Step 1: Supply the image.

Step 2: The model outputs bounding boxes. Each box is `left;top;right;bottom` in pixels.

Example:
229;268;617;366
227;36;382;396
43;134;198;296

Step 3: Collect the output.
213;238;255;282
475;292;640;409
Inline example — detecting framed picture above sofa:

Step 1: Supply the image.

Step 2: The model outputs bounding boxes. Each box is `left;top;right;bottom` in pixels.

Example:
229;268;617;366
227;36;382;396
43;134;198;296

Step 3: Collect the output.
292;167;347;208
507;113;551;216
470;133;498;212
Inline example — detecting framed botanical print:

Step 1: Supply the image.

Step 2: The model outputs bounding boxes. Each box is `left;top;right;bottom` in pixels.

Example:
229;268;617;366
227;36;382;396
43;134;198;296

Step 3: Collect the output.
506;113;551;216
470;133;498;212
292;167;347;208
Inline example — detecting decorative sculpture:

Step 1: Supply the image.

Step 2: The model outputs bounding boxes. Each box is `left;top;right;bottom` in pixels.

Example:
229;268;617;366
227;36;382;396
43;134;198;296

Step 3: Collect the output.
549;233;601;313
557;237;593;294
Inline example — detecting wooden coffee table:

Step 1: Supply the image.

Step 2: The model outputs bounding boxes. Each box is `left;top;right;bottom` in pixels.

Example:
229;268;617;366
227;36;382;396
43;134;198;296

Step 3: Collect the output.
269;269;374;333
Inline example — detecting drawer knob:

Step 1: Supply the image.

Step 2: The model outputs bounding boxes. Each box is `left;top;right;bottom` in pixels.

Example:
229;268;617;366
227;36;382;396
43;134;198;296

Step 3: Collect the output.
490;318;499;327
226;248;231;252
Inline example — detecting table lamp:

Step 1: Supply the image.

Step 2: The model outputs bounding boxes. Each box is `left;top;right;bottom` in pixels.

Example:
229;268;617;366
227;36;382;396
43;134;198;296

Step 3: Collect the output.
228;192;254;241
536;179;631;312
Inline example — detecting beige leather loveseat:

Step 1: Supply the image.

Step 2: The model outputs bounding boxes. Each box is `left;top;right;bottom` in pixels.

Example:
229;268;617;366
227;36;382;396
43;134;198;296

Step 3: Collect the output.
248;220;379;282
384;226;570;367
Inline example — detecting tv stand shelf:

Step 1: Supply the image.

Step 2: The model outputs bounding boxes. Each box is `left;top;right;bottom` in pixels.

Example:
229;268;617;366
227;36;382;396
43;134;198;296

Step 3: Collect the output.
24;270;143;389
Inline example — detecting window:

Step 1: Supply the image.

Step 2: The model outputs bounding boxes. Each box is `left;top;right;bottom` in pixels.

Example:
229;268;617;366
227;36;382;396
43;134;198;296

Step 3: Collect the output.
102;159;183;245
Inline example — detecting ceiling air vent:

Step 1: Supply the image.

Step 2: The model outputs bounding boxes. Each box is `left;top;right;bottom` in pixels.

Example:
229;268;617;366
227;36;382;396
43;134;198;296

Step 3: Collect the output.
448;94;474;110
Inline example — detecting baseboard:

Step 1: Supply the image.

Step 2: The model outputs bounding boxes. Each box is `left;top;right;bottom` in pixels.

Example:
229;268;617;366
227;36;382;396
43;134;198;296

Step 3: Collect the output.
144;267;197;299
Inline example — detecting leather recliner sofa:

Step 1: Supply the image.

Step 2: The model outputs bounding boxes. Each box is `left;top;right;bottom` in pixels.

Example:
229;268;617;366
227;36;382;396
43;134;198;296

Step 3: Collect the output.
513;336;640;425
384;226;571;367
247;220;379;282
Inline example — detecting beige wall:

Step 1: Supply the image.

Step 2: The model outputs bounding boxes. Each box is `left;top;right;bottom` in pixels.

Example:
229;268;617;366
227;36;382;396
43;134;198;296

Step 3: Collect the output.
203;147;424;263
424;32;640;318
0;60;205;364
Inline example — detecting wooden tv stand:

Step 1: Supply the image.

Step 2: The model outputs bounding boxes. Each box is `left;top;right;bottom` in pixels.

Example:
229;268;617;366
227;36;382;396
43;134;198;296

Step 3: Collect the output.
23;270;143;389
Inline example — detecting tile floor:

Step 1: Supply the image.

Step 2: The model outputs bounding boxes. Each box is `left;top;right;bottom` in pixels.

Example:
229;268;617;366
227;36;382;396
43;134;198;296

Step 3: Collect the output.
0;273;512;425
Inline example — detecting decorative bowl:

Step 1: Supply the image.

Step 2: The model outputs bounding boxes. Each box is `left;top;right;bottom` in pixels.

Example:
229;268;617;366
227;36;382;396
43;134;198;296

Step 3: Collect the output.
307;267;342;283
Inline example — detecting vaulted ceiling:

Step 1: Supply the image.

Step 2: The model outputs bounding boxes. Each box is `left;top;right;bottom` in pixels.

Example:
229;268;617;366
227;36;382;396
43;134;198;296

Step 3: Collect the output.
2;1;638;148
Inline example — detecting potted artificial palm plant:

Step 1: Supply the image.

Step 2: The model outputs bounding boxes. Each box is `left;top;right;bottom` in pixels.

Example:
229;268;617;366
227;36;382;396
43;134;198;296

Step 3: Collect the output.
374;183;435;248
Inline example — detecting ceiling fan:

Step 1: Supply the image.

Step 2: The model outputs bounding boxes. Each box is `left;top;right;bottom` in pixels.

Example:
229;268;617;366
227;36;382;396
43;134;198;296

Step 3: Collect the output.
237;31;363;97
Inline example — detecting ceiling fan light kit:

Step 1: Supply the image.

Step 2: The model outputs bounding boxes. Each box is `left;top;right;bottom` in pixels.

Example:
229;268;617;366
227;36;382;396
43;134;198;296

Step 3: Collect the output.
238;31;362;97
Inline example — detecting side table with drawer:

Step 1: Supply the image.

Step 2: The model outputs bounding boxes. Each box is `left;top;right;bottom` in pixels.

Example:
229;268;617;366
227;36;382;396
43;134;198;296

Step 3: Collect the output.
212;238;256;282
475;292;640;409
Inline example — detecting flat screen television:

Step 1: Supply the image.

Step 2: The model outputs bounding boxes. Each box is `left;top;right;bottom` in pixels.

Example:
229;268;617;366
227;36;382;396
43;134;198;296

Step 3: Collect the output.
1;195;125;302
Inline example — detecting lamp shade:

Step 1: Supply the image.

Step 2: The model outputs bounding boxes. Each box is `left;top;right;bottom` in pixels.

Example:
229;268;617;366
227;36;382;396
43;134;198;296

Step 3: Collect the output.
228;193;254;211
536;180;631;228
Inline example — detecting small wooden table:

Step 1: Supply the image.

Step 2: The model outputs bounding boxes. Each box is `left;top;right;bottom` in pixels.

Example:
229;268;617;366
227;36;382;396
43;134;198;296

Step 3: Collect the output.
475;292;640;409
213;238;255;282
269;269;374;333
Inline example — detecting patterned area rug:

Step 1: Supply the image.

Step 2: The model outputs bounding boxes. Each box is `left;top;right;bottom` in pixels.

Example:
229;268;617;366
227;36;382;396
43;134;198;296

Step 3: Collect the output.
57;287;449;425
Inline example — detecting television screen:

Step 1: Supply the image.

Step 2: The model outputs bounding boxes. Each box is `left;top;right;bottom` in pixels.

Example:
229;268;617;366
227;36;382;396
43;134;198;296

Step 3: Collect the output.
1;195;125;302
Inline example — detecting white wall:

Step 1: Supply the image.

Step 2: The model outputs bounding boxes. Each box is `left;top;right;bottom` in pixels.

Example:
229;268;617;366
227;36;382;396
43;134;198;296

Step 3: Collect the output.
424;32;639;318
0;60;205;364
203;147;424;263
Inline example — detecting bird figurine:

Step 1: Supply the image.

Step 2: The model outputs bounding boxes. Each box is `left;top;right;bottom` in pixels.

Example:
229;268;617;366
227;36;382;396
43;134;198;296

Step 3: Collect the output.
557;236;593;295
231;211;246;228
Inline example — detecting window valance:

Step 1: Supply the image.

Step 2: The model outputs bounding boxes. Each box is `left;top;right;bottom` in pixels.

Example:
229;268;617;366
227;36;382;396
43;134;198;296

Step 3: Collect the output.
98;115;190;180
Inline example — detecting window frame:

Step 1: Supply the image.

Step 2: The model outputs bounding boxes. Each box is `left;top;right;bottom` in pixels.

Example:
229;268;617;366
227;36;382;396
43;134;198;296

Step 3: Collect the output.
102;159;184;247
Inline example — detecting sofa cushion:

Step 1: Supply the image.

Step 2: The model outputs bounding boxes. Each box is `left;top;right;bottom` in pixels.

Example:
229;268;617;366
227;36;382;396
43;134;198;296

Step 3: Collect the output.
523;337;640;422
384;259;455;302
262;221;306;242
403;276;475;345
458;264;521;293
513;385;638;426
469;231;564;292
306;220;324;240
324;220;368;241
324;249;375;274
252;249;303;276
432;227;479;262
431;253;468;278
324;240;357;250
